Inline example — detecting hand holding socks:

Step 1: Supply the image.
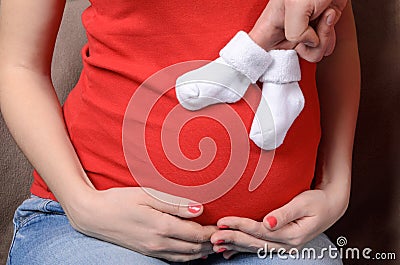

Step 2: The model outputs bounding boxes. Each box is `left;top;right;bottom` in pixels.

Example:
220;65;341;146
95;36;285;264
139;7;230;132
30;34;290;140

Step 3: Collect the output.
175;32;304;150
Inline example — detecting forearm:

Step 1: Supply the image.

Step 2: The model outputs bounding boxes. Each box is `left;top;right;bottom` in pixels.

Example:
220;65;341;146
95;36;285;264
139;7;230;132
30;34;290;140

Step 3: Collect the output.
0;0;94;221
0;69;95;208
315;2;360;210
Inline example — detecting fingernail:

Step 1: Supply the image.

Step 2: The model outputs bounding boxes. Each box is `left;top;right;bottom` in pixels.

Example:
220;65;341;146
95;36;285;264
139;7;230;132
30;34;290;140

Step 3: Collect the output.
266;216;277;229
215;240;225;245
217;248;227;253
188;202;201;213
218;225;229;229
304;42;316;47
201;255;208;259
327;14;335;26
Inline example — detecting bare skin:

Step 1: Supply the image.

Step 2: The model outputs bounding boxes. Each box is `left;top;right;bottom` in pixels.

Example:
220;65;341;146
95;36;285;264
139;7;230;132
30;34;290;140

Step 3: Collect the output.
210;2;360;259
248;0;348;62
0;0;357;262
0;0;217;262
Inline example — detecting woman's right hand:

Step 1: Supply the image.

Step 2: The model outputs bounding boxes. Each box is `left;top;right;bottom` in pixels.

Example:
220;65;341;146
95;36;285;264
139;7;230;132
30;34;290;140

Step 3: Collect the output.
249;0;341;62
66;187;217;262
0;3;216;261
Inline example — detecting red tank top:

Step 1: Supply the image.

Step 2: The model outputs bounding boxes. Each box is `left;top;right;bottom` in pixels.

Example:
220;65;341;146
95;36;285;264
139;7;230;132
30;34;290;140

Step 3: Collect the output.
31;0;321;225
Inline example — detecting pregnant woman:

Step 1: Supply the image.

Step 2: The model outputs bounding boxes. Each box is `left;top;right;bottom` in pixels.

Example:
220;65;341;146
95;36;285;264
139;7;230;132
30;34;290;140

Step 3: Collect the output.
0;0;359;264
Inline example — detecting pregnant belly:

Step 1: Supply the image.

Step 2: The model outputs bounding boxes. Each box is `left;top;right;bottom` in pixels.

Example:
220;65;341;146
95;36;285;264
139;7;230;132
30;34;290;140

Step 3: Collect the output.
122;65;317;225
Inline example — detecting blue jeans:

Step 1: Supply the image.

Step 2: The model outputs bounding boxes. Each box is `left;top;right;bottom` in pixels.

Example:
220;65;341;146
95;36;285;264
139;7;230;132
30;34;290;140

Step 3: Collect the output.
7;196;342;265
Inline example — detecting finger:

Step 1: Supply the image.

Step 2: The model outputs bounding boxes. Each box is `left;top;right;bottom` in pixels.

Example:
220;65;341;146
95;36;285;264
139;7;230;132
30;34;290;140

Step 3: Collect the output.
284;0;315;43
155;250;214;263
223;250;239;260
319;8;337;56
286;21;320;47
161;238;214;254
168;223;218;244
295;43;315;62
328;4;344;25
215;243;291;256
141;188;203;218
211;230;290;253
324;28;336;56
217;216;273;241
295;8;336;62
297;26;320;48
261;217;317;248
284;0;334;47
263;195;309;231
216;216;295;244
145;204;217;243
214;244;252;254
154;214;218;243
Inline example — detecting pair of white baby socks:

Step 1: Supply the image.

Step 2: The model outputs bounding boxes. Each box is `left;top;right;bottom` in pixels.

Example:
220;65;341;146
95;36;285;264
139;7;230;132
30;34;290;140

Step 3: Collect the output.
175;31;304;150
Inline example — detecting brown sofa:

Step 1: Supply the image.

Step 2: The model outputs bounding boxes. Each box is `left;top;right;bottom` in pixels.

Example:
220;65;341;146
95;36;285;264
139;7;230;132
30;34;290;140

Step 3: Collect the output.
0;0;90;262
0;1;399;264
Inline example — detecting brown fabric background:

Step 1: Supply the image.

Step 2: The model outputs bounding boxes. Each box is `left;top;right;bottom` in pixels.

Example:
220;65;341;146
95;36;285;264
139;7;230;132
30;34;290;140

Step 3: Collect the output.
0;1;90;262
325;1;400;264
0;0;399;264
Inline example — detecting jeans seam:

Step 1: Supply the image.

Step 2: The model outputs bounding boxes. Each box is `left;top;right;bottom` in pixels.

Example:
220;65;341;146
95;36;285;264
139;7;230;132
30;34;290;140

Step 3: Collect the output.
6;221;18;265
8;197;67;264
16;199;56;229
8;199;64;264
8;207;44;265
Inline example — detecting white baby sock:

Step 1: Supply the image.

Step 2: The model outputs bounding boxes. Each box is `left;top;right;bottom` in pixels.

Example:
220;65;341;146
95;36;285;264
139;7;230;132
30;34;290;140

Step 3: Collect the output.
249;50;304;150
175;31;272;111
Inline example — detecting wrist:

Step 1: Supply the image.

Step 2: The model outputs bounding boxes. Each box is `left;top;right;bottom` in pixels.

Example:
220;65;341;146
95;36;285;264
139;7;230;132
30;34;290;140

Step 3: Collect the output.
318;181;351;219
314;157;352;201
59;184;98;233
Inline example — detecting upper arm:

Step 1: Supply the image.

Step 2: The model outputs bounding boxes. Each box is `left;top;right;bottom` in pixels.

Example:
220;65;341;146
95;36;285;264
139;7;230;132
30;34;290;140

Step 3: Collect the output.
316;1;359;83
334;1;358;42
0;0;66;75
315;1;360;156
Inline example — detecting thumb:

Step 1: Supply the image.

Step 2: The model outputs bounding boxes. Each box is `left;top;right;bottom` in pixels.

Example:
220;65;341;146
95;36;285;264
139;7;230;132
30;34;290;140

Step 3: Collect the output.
142;188;204;218
324;27;336;57
295;8;336;62
284;0;320;47
263;195;308;231
293;26;320;48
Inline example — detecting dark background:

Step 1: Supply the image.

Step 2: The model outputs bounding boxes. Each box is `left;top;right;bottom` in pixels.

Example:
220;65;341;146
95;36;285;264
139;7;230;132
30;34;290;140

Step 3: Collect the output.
1;0;399;264
325;1;400;264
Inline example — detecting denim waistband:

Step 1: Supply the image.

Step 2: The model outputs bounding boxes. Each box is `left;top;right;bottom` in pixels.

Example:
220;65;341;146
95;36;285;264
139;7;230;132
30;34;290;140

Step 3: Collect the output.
13;195;65;230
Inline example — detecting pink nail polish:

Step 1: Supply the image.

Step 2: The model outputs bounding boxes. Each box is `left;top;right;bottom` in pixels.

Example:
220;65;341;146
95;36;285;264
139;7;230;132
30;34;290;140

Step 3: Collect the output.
215;240;225;245
217;248;227;253
218;225;229;229
201;255;208;259
188;202;201;213
266;216;277;229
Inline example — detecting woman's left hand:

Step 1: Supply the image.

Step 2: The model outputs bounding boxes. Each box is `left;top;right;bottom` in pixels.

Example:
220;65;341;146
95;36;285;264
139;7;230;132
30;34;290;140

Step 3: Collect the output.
211;188;349;259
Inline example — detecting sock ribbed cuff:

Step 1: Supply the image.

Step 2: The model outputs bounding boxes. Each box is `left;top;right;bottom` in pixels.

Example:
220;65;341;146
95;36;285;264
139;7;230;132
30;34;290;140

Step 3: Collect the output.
219;31;272;83
259;50;301;84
